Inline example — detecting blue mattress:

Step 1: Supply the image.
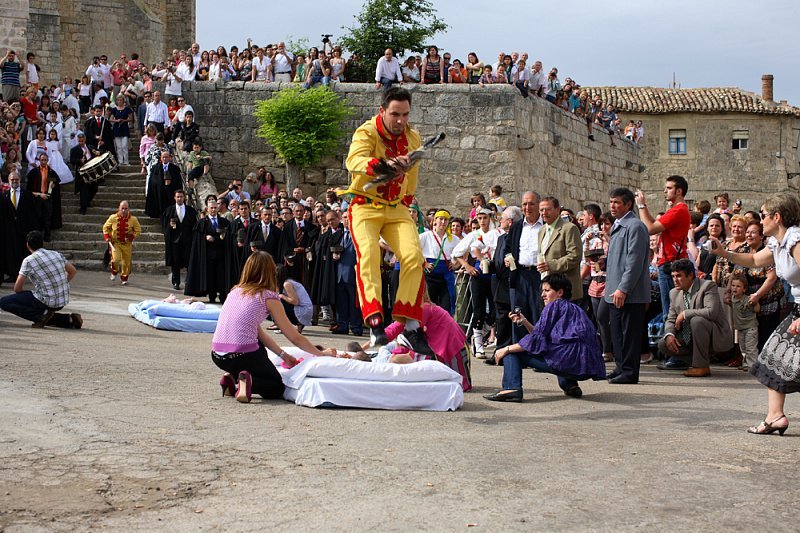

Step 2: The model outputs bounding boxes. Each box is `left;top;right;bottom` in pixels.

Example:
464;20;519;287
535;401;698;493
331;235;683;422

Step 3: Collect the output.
128;300;221;333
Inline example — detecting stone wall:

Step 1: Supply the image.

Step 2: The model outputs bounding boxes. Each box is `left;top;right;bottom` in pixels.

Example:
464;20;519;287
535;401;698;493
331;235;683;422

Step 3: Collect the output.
0;0;196;86
625;111;800;211
181;82;642;213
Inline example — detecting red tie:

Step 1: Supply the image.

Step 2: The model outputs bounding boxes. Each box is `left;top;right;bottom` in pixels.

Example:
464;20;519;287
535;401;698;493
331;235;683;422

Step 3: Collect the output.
97;118;101;126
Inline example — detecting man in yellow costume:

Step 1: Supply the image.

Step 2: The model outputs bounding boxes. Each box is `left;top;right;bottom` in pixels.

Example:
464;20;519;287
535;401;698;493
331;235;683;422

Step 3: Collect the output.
342;87;433;356
102;200;142;286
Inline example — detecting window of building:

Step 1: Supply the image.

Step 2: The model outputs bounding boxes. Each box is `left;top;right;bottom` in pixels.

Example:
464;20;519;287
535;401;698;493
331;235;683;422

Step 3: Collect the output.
732;130;749;150
668;129;687;155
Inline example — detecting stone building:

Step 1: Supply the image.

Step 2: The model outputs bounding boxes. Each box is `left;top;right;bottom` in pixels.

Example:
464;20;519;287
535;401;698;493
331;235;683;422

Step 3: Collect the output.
0;0;195;86
180;82;642;214
588;75;800;209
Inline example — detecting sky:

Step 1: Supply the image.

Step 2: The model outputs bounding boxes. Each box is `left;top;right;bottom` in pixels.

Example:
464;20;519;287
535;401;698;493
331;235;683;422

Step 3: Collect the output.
197;0;800;105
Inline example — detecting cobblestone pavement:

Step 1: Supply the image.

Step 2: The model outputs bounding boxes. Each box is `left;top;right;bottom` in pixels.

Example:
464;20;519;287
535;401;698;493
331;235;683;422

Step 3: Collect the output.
1;271;799;531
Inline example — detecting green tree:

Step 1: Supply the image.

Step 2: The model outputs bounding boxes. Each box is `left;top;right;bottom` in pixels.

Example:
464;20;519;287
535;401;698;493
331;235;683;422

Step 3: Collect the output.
339;0;447;73
285;35;311;58
254;86;352;191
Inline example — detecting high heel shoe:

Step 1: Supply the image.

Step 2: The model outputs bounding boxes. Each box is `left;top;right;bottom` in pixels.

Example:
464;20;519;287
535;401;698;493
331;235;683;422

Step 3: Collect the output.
235;371;252;403
219;373;236;397
747;415;788;436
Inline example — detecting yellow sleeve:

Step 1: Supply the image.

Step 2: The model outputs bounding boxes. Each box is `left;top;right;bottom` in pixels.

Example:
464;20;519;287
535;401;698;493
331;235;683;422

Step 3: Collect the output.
102;215;114;240
403;129;421;198
345;123;381;194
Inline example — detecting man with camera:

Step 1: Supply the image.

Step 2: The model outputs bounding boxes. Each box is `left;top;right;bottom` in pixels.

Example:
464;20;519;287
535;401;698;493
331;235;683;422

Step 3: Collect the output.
272;42;295;83
218;178;250;203
0;49;25;103
635;175;691;322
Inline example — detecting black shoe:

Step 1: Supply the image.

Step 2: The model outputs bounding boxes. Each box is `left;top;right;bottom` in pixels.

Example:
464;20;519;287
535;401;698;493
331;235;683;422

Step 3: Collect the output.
607;370;621;380
397;328;435;357
588;134;595;141
331;328;349;335
656;357;689;370
208;296;217;304
564;385;583;398
484;356;497;365
609;375;639;384
369;325;389;348
484;390;523;402
351;330;363;337
172;283;181;291
79;208;87;215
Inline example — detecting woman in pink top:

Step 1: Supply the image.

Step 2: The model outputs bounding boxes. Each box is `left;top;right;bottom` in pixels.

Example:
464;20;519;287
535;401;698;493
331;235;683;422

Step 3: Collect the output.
212;251;325;403
138;123;157;176
385;299;471;390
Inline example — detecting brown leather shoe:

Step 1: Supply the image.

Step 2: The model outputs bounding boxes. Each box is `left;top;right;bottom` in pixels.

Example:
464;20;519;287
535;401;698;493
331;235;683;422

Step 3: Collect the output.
683;367;711;377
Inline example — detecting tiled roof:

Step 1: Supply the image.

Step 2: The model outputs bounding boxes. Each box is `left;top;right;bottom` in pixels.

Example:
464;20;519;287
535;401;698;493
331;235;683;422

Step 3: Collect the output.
585;86;800;116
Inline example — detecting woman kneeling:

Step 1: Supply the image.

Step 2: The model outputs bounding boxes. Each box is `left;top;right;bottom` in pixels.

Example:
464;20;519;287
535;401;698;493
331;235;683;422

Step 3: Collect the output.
211;251;326;403
485;274;607;402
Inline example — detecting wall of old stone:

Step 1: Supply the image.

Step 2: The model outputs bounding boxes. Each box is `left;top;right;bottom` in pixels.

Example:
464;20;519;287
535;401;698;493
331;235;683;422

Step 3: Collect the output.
0;0;196;86
180;82;642;213
626;112;800;211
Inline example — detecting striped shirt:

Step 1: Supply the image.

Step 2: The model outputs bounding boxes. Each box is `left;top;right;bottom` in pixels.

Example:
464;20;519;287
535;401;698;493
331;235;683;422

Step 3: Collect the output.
212;288;279;353
145;100;169;124
19;248;70;308
1;61;23;87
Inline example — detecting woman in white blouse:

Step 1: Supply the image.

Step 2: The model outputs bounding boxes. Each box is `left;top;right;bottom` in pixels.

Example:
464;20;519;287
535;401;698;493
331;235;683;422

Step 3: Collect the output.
251;48;271;82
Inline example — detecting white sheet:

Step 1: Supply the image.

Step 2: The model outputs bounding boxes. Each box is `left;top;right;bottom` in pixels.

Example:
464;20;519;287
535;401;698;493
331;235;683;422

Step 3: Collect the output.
268;347;464;411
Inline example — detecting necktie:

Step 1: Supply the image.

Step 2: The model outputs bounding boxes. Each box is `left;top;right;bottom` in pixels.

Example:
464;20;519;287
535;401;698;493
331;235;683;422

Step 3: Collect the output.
542;224;553;250
678;291;692;345
177;205;184;222
243;218;248;228
263;224;268;241
211;217;217;230
343;231;351;248
164;164;168;173
11;188;17;208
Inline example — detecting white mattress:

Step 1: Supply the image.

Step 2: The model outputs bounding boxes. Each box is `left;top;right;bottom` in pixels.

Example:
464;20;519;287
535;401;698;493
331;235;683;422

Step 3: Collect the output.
269;347;464;411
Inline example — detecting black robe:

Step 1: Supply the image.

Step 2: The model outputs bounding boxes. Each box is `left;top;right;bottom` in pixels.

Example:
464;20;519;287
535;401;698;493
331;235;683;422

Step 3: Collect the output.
161;203;198;268
3;187;39;275
247;222;282;264
26;166;62;230
145;162;182;218
83;116;114;154
0;193;14;280
225;216;258;290
184;216;230;297
310;226;343;306
278;219;317;284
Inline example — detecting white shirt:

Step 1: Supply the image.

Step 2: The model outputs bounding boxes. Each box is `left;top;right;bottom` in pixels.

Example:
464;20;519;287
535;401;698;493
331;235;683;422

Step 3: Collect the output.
519;217;543;266
62;93;80;116
175;104;195;124
261;222;270;240
164;71;183;96
27;62;39;84
92;89;108;106
272;51;293;73
471;228;500;260
374;56;402;83
530;69;546;92
419;230;460;261
86;63;103;83
252;56;270;80
99;63;113;87
176;203;185;221
145;100;169;123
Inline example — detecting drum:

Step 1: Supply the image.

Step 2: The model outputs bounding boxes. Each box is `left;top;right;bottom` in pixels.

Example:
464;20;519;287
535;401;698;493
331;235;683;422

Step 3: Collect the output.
79;152;118;183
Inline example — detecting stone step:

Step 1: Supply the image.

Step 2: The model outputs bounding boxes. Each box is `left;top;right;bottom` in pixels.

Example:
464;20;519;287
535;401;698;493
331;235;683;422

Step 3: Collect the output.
58;212;162;225
57;239;166;252
68;257;168;274
54;230;166;242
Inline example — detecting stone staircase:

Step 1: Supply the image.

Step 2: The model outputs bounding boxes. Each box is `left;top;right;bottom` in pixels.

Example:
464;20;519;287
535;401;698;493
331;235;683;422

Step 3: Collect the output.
51;128;169;273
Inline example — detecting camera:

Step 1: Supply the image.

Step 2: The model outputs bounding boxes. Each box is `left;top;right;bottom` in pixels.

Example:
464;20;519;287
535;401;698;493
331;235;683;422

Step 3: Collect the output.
512;306;523;316
735;199;742;207
321;34;333;43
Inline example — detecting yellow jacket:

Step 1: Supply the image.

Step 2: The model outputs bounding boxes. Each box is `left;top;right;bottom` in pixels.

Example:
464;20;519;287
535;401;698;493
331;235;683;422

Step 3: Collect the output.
103;213;142;244
343;115;421;206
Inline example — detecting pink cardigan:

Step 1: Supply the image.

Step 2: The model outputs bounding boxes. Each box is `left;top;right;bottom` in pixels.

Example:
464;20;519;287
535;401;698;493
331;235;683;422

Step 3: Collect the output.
385;303;466;358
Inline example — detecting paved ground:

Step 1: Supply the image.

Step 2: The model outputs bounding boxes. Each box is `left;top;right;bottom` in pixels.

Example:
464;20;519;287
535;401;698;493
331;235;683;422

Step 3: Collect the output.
1;270;799;531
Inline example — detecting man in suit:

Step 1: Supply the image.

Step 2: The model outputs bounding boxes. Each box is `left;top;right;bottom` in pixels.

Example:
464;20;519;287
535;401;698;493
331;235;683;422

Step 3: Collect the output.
145;151;182;218
658;259;733;377
69;133;100;215
184;196;230;303
333;211;363;336
248;206;281;262
161;189;198;290
505;191;543;341
83;105;114;154
26;153;62;242
4;171;39;278
605;187;652;384
537;195;582;301
278;202;314;283
226;199;258;290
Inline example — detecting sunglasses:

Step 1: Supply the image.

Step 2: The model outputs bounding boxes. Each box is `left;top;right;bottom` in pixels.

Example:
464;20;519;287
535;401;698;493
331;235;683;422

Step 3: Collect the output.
760;211;773;219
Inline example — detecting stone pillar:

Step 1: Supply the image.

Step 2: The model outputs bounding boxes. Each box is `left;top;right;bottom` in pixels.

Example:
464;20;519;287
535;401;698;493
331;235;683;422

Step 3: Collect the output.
762;74;774;102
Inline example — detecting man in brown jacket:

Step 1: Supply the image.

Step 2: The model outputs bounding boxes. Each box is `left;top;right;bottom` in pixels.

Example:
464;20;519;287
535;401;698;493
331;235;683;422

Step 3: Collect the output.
657;259;733;377
536;196;582;301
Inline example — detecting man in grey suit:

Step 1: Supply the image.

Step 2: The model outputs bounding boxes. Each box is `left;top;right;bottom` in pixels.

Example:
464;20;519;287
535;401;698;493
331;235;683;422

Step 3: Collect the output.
605;187;652;384
537;196;582;300
658;259;733;377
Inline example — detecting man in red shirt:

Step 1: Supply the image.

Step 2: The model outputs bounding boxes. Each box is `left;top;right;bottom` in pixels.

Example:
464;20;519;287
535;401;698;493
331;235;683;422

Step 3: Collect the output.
635;175;690;324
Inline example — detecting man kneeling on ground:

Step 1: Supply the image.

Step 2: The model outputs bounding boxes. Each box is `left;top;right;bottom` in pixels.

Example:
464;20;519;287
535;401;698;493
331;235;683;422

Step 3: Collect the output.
657;259;732;377
0;231;83;329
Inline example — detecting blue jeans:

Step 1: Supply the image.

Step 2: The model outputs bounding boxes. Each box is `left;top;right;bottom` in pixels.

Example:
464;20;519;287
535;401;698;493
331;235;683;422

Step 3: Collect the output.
658;265;674;321
510;268;541;342
0;290;74;327
379;77;399;91
304;75;330;89
501;351;577;391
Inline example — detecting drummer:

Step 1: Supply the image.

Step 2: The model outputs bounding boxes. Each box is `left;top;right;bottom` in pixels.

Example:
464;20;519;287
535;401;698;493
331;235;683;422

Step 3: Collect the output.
70;132;101;215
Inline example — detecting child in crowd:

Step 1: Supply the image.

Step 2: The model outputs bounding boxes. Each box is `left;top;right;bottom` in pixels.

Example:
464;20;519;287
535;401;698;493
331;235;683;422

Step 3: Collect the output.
185;139;211;188
495;65;508;84
488;185;506;209
729;273;759;370
478;65;496;86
